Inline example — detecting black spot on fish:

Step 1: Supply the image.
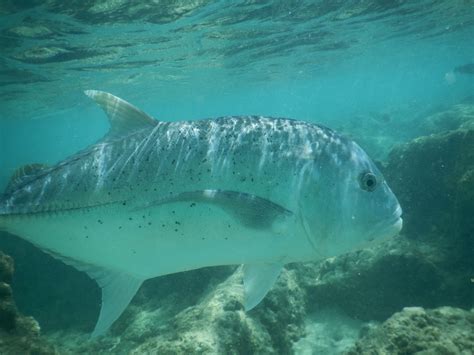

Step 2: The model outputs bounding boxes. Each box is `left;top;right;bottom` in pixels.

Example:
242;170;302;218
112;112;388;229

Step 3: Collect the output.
129;217;133;221
118;226;122;230
162;224;165;227
148;222;152;226
98;219;103;224
190;203;196;207
174;229;178;232
175;221;181;225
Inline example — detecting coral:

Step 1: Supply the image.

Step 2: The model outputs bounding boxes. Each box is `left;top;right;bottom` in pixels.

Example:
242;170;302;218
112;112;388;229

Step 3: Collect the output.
346;307;474;354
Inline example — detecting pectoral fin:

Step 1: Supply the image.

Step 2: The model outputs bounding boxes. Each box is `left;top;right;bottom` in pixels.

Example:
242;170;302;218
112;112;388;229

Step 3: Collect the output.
243;263;283;311
135;189;292;229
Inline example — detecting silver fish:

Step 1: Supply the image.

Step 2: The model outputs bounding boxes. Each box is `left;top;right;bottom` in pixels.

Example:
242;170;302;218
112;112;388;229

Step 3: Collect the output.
0;90;402;336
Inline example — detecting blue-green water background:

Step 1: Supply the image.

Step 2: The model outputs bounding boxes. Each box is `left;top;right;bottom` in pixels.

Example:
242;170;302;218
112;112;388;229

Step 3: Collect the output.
1;1;473;191
0;2;473;348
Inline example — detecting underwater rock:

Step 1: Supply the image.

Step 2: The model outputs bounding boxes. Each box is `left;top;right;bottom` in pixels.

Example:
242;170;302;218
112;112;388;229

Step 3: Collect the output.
0;251;16;331
123;267;304;354
0;232;100;333
346;306;474;354
49;267;305;353
385;128;474;240
292;308;365;354
419;103;474;135
0;250;56;355
293;235;456;322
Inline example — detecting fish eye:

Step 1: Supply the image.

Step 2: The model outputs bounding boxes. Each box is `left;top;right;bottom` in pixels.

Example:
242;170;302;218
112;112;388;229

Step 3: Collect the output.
359;172;378;192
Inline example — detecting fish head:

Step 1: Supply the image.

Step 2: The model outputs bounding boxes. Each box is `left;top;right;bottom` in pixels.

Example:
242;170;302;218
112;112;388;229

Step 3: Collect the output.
346;165;402;244
303;138;402;257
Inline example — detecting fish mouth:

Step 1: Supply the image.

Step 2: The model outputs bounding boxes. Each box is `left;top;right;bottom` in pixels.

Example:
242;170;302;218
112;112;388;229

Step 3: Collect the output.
368;205;403;241
390;205;403;228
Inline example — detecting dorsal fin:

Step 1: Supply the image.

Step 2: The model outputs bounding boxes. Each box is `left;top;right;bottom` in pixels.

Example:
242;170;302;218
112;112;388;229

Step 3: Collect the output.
6;163;48;193
84;90;157;139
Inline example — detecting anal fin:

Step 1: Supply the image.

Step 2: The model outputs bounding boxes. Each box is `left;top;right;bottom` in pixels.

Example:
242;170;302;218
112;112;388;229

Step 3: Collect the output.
243;263;282;311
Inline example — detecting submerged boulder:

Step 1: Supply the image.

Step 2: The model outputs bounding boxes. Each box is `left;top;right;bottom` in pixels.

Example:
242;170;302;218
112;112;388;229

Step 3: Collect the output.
418;103;474;135
346;306;474;354
0;250;56;355
385;128;474;241
51;266;306;354
293;236;449;322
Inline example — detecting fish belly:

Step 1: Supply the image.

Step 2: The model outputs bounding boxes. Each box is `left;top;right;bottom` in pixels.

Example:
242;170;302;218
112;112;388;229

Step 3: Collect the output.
1;201;294;279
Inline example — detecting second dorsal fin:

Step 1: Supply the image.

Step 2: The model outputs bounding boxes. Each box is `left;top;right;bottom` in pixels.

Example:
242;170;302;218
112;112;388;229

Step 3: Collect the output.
85;90;157;139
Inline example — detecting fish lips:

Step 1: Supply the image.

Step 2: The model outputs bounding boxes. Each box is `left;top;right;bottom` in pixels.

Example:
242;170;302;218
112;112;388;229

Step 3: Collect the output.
368;205;403;242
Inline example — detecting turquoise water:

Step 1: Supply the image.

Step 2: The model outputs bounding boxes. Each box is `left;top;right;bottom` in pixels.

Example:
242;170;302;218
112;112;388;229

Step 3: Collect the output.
0;1;473;353
1;1;472;188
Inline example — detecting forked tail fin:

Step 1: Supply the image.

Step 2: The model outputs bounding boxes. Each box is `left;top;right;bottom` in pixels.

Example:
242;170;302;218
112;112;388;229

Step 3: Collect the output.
40;248;144;337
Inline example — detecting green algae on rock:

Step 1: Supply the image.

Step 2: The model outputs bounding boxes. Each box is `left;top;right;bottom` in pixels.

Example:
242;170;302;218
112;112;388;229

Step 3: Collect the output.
346;307;474;354
419;103;474;135
385;128;474;241
293;236;448;322
48;266;305;354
